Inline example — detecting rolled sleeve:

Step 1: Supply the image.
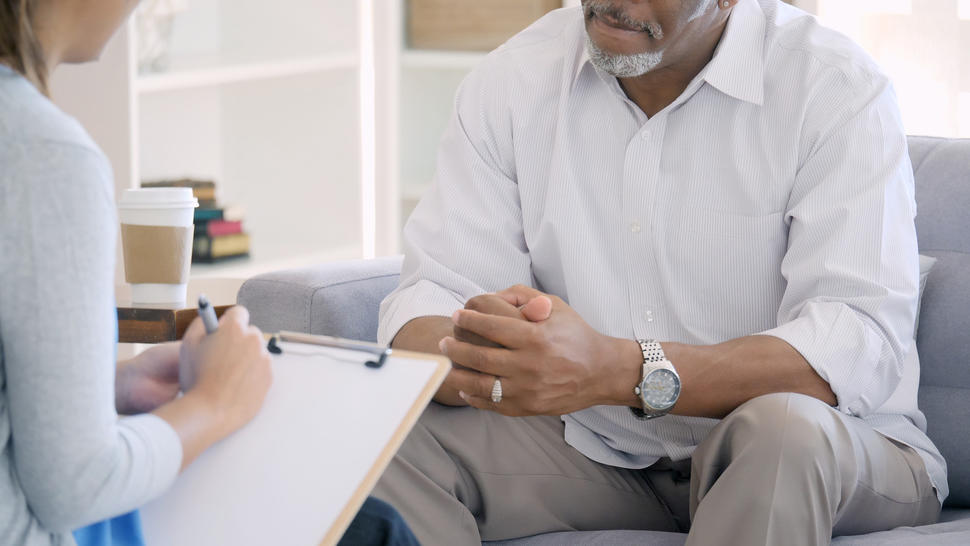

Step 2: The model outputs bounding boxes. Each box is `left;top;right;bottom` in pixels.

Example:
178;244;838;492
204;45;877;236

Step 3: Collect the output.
761;303;903;416
378;56;534;344
377;280;465;346
760;74;919;417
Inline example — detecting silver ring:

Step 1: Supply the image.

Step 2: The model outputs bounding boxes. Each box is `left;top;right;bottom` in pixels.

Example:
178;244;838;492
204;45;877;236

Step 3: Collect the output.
491;378;503;404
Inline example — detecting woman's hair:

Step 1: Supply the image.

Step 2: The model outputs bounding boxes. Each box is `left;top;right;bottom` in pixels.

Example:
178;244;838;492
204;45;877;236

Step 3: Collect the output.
0;0;47;92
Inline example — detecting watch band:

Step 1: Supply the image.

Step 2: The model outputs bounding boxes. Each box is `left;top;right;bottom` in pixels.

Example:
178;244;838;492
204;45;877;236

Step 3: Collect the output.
631;339;675;420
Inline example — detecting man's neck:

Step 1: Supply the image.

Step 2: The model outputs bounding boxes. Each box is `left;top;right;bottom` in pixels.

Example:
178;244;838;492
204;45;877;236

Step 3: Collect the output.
617;17;730;118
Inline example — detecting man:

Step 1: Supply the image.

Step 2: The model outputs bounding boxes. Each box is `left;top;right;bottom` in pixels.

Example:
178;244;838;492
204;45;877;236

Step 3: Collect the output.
373;0;947;544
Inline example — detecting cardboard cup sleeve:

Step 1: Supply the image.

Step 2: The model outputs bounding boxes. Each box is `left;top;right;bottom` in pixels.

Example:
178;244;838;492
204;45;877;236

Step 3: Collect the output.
121;224;193;284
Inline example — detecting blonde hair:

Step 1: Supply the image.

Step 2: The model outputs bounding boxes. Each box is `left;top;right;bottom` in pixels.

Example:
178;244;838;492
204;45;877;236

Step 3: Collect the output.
0;0;47;93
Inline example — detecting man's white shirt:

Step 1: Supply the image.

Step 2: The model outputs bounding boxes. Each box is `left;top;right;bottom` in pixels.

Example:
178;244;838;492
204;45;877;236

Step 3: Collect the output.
378;0;947;503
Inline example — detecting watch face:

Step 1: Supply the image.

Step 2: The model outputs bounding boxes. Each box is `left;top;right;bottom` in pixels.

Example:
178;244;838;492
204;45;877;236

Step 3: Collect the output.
641;369;681;411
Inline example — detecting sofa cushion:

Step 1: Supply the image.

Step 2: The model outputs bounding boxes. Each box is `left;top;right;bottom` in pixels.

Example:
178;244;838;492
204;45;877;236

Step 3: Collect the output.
907;136;970;508
829;516;970;545
914;251;970;508
908;136;970;255
238;256;403;342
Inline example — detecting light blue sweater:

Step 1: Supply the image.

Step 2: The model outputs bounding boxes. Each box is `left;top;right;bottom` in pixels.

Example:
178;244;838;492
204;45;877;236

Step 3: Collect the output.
0;64;182;545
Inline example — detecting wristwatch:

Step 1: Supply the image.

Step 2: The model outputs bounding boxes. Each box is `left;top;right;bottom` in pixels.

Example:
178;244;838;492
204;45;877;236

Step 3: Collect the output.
631;339;681;419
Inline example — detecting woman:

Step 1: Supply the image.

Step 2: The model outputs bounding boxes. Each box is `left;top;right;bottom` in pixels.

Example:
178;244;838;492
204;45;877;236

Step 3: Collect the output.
0;1;417;545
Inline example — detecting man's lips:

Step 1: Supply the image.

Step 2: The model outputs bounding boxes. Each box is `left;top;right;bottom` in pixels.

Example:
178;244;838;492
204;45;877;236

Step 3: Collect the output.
594;11;643;33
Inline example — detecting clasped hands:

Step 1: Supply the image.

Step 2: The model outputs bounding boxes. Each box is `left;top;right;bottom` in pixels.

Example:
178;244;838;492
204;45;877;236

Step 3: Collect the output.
439;285;640;417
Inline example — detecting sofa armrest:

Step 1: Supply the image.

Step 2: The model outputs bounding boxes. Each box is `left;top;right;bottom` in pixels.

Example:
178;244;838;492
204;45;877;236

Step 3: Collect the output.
237;256;403;342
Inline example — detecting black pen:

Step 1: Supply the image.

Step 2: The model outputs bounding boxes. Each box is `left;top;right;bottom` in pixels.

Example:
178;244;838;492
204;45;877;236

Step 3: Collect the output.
198;294;219;334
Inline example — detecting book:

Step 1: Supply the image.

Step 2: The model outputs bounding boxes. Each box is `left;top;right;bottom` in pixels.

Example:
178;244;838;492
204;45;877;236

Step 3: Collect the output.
142;178;215;190
193;232;251;262
194;208;224;222
195;219;243;238
142;179;217;205
221;204;246;223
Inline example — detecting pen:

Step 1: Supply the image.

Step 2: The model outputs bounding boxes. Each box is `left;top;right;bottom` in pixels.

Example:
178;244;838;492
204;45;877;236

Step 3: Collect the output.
198;294;219;334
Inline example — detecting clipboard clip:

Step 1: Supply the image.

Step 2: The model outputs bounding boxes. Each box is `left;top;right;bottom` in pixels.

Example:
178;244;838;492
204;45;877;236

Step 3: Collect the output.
268;332;392;369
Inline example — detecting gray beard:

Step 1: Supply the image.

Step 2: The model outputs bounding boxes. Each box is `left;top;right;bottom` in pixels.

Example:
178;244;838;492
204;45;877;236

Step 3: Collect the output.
585;34;664;78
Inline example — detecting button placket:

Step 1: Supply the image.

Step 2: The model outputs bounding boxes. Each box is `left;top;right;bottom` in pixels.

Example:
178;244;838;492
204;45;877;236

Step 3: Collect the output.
624;117;667;337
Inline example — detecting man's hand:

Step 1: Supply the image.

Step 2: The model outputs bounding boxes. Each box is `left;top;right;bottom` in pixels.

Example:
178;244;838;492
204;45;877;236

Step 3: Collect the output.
391;291;555;406
116;342;182;415
439;292;551;405
440;285;641;416
454;292;553;347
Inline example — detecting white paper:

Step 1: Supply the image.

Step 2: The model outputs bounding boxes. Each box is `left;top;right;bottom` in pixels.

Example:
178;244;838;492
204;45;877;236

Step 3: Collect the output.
141;342;438;546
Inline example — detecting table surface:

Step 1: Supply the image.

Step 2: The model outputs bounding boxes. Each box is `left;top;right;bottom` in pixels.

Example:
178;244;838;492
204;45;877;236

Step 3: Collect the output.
116;278;245;343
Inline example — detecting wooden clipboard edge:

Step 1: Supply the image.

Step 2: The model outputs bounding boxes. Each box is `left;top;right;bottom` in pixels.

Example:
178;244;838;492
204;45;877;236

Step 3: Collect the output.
316;347;451;546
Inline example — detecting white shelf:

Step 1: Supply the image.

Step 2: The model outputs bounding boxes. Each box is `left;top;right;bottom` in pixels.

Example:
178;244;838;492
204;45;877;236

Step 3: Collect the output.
137;53;359;94
401;49;486;70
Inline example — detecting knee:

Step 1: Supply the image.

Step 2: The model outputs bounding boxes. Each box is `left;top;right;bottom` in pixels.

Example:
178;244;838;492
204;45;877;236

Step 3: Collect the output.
716;393;841;467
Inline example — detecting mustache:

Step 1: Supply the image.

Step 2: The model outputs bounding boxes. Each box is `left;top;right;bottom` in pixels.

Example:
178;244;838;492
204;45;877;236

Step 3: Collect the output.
584;0;664;39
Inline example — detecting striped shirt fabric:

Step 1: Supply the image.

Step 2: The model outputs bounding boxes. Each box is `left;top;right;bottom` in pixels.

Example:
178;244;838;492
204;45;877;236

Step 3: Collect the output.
378;0;946;503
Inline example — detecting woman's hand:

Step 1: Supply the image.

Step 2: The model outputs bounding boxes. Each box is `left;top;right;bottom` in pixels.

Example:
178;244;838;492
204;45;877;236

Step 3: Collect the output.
153;305;273;471
116;342;182;415
176;305;274;438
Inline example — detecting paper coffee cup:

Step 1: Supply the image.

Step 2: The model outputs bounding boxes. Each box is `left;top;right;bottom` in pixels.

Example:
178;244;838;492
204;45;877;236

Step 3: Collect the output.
119;188;199;304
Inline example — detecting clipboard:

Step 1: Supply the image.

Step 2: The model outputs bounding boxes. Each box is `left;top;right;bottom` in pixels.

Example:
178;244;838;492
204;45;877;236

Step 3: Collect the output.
140;331;450;546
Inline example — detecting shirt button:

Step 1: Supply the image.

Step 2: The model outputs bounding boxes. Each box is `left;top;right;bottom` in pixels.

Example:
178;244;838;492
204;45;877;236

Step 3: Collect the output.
646;310;655;322
630;221;641;233
640;131;651;141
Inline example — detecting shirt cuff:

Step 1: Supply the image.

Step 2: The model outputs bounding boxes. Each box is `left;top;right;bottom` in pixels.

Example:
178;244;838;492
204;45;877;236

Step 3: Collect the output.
377;279;466;346
757;301;896;416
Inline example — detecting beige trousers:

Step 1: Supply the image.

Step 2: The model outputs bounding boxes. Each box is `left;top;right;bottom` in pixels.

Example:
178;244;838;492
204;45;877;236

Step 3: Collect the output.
372;393;939;545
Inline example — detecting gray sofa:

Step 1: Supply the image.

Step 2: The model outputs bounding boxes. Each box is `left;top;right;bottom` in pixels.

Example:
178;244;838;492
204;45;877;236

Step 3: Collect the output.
238;136;970;544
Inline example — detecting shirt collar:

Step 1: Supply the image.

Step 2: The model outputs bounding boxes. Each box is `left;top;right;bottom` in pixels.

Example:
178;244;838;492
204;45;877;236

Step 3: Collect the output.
571;0;766;106
702;0;766;105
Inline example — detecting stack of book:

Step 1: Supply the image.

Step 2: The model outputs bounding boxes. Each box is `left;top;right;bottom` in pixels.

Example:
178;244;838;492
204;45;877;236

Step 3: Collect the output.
141;179;251;263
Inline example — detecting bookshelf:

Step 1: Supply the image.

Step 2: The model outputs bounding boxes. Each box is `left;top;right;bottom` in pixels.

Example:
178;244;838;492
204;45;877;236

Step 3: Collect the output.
51;0;370;282
379;0;580;240
135;54;359;94
49;0;582;284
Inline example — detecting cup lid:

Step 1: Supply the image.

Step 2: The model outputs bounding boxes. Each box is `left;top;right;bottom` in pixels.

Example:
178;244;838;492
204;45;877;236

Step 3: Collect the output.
119;188;200;209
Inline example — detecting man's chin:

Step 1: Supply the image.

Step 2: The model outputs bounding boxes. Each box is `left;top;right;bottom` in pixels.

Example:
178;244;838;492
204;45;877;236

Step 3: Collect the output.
586;31;657;58
585;35;664;78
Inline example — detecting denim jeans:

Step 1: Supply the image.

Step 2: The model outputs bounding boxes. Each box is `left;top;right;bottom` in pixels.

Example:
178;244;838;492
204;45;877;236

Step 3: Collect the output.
338;496;420;546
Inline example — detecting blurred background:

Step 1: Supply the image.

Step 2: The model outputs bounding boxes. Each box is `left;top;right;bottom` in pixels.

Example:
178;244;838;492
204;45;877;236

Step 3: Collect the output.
49;0;970;282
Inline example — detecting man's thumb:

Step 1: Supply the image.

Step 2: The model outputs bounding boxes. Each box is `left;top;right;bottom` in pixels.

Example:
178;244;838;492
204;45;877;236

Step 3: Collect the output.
520;296;552;322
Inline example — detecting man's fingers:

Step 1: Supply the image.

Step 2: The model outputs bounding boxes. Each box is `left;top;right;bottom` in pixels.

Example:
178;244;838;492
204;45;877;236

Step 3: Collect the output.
520;296;552;322
494;284;546;307
439;337;515;377
458;391;524;417
447;367;499;400
464;293;521;318
453;327;503;348
451;309;536;348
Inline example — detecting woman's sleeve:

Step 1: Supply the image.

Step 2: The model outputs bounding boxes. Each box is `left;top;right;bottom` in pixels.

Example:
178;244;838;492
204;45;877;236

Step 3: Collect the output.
0;141;182;531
